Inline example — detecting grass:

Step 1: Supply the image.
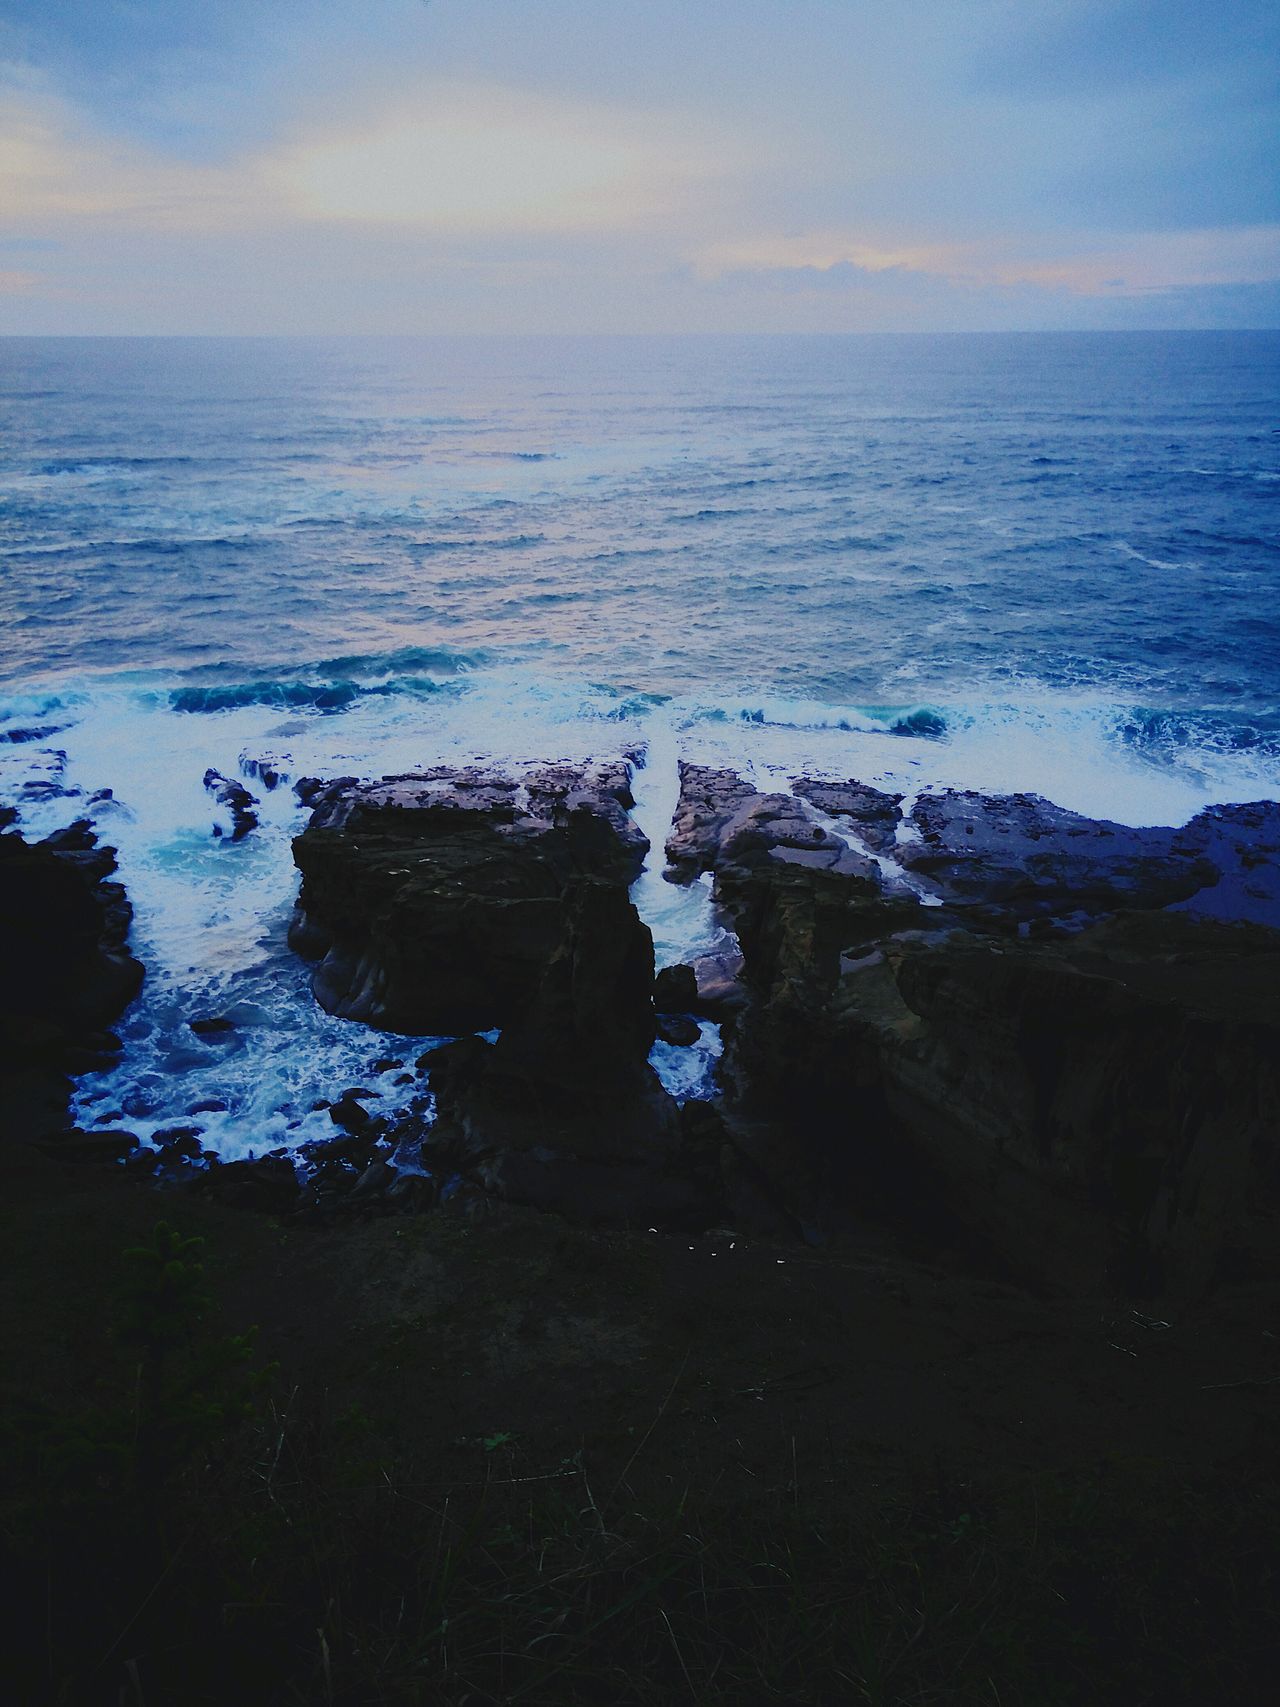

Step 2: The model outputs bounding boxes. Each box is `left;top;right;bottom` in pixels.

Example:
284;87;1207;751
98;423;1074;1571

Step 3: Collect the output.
3;1216;1278;1705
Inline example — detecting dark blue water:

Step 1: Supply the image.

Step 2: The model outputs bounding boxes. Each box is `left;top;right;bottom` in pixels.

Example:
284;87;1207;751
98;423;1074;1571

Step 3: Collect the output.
2;332;1277;714
1;333;1277;1158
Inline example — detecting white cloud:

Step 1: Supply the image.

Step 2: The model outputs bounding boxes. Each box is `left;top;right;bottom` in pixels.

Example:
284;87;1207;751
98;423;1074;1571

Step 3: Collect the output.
269;85;722;234
0;77;729;241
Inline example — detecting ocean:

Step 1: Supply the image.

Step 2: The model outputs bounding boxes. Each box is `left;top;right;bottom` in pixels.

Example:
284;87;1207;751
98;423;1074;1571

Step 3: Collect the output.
2;331;1278;1158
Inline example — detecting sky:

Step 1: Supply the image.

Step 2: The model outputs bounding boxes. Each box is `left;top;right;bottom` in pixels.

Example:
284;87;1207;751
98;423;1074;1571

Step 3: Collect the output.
0;0;1277;334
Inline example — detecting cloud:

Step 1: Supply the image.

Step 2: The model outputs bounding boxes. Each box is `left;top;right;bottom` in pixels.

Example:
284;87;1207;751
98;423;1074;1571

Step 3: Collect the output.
694;225;1280;301
0;76;728;243
268;86;724;235
0;82;252;228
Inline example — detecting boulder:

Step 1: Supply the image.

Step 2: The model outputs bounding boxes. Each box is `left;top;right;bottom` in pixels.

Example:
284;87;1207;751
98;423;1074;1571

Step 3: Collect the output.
653;963;698;1013
203;768;259;841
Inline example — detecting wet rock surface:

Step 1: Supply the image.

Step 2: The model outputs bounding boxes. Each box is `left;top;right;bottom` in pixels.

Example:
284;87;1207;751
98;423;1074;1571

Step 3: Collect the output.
203;768;259;841
291;762;648;1033
289;763;713;1226
0;815;143;1067
21;754;1277;1302
661;768;1280;1296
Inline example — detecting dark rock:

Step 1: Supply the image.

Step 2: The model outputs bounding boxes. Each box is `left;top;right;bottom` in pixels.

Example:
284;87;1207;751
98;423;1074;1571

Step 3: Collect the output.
420;879;696;1223
665;762;1280;1293
1;724;68;744
791;778;903;855
156;1130;204;1161
689;948;747;1016
656;1013;701;1047
664;764;758;881
286;904;332;962
153;1125;204;1148
190;1097;228;1114
385;1172;437;1211
239;751;290;790
899;790;1217;921
294;775;357;810
189;1015;235;1036
372;1057;404;1073
329;1095;374;1134
654;963;698;1013
78;1029;122;1055
710;782;1280;1295
1171;800;1280;929
0;818;143;1073
300;1132;376;1168
38;1127;139;1163
201;1156;299;1213
291;763;649;1033
59;1043;122;1075
203;768;259;841
349;1159;394;1200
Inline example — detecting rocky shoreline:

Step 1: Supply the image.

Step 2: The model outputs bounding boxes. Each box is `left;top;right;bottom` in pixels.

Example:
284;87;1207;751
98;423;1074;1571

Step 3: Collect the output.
4;753;1279;1298
6;749;1280;1703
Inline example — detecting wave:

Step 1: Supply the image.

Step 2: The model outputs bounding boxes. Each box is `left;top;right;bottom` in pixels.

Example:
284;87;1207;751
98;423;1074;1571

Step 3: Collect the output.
404;533;545;553
309;645;481;680
33;456;203;476
169;675;464;714
682;696;949;739
1115;707;1280;758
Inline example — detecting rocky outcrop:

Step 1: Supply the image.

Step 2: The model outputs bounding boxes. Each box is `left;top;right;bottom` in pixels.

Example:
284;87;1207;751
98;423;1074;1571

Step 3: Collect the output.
291;763;648;1033
290;764;714;1226
663;768;1280;1295
203;768;259;841
663;763;759;880
0;812;143;1083
899;791;1219;923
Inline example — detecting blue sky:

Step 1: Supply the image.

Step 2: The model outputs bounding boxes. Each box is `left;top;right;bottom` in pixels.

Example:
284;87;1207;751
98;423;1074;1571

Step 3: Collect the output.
1;0;1276;332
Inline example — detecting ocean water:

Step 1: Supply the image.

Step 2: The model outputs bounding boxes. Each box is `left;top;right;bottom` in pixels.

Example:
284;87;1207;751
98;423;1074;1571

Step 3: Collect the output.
2;332;1278;1158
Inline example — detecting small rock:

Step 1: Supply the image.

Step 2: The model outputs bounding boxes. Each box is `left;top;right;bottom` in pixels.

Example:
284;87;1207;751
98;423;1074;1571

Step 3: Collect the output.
190;1016;235;1036
656;1013;701;1047
329;1095;373;1134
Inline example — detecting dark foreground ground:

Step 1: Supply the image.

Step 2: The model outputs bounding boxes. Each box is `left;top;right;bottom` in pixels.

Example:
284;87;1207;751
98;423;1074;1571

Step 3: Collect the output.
4;1113;1278;1707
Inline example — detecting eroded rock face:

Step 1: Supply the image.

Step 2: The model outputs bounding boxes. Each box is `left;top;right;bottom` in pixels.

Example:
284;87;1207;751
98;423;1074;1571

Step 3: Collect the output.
661;766;1280;1294
291;763;649;1034
0;814;144;1074
663;763;759;881
290;764;713;1226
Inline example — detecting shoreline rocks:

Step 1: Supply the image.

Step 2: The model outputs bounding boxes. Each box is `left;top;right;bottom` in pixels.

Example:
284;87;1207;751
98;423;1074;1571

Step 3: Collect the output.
288;763;713;1225
0;812;144;1146
662;768;1280;1296
291;762;648;1033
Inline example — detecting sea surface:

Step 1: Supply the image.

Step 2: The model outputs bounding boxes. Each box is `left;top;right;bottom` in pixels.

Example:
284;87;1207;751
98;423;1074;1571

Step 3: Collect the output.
2;332;1278;1159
